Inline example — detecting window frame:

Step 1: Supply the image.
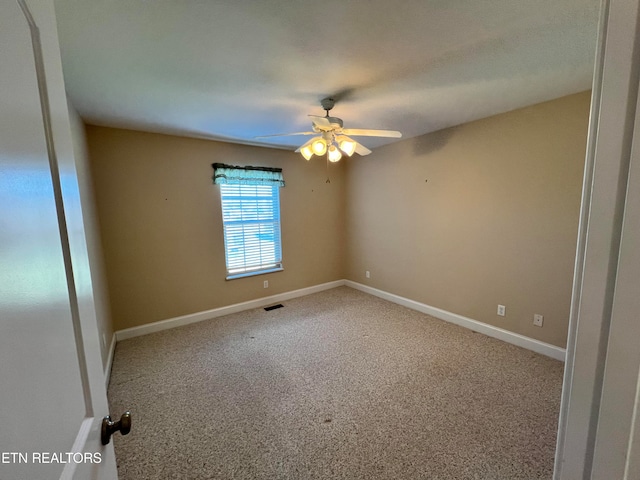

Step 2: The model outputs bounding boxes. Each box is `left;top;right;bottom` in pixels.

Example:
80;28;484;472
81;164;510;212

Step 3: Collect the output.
218;183;283;280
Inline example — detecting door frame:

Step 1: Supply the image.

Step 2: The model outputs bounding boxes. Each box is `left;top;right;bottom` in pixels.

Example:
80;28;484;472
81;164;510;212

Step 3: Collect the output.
554;0;640;477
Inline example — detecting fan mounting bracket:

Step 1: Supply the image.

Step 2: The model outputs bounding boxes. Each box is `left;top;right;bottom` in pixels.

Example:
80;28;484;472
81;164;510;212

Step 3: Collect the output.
321;97;335;113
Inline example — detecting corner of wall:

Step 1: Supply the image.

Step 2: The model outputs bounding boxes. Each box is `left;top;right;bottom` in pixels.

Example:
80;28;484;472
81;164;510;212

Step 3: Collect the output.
66;100;115;371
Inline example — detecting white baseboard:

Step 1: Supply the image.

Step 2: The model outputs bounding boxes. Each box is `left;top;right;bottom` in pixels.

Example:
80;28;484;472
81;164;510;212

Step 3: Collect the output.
112;278;565;362
344;280;566;361
104;332;116;389
115;280;345;342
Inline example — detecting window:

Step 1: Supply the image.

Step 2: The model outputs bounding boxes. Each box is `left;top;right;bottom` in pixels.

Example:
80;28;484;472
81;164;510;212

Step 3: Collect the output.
213;164;284;279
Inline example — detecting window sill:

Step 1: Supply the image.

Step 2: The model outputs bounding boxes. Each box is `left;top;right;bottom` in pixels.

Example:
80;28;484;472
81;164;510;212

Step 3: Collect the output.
226;267;283;281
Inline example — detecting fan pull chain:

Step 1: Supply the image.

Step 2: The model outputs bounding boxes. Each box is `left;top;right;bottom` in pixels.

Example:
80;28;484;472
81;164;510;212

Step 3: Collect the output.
326;156;331;183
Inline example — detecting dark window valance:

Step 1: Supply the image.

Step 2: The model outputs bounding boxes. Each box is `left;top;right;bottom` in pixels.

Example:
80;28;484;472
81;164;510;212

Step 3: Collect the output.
212;163;285;187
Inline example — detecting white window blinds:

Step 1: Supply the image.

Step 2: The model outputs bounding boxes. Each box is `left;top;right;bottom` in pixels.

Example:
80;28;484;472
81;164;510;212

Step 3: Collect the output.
213;164;284;279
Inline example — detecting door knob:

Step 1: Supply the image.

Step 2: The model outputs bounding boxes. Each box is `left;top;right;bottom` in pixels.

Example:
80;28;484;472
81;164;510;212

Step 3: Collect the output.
101;411;132;445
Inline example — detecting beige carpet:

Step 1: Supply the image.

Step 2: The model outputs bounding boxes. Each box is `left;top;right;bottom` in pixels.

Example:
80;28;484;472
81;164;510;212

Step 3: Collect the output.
108;286;563;479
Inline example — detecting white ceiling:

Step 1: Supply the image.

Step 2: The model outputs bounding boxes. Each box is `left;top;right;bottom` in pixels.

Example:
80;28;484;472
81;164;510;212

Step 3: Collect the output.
53;0;600;152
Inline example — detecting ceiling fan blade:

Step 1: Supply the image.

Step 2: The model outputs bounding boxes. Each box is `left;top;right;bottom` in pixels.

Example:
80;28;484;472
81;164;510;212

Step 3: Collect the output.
255;132;315;139
342;128;402;138
354;141;372;156
308;115;332;128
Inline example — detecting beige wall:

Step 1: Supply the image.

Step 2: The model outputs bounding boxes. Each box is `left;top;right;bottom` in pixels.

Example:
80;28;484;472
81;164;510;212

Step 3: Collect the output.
345;92;590;347
87;127;345;331
87;92;589;347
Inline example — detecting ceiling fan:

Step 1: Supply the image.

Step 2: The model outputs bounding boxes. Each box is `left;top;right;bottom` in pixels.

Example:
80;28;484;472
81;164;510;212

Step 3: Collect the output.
256;97;402;162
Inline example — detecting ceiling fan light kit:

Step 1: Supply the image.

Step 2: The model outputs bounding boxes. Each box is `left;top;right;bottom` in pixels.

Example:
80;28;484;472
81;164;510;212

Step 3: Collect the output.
300;144;314;160
311;138;327;156
337;136;356;156
327;144;342;163
256;97;402;163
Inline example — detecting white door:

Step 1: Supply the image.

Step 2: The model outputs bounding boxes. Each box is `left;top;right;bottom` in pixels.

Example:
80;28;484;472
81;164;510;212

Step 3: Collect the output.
0;1;119;479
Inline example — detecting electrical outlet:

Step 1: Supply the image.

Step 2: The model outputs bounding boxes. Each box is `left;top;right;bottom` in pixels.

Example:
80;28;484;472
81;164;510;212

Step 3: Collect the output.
365;271;370;278
263;280;268;288
533;314;544;327
497;305;506;316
